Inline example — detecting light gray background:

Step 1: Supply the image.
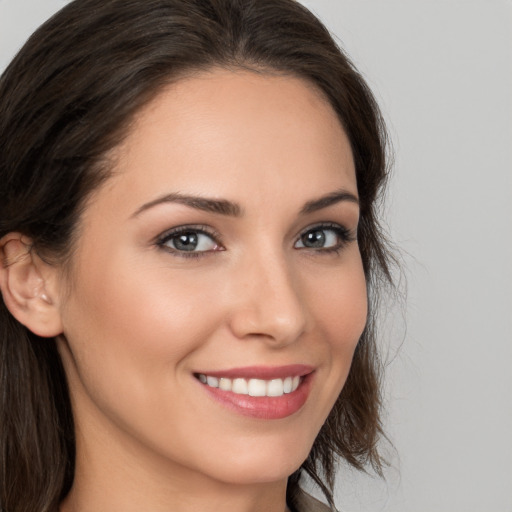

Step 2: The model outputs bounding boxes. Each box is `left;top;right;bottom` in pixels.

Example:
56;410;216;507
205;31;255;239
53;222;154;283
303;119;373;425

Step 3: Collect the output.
1;1;511;511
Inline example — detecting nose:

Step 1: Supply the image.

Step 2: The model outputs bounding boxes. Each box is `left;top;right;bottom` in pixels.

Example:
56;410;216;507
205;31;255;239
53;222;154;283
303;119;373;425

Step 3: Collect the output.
227;250;308;347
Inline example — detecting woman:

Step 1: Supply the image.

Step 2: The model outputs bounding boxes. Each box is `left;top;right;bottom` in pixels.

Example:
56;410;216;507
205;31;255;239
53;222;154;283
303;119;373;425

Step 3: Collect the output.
0;1;393;511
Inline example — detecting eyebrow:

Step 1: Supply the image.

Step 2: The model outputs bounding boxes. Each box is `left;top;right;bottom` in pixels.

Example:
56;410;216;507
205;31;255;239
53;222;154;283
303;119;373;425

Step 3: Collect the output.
299;189;359;214
131;188;359;219
131;192;243;218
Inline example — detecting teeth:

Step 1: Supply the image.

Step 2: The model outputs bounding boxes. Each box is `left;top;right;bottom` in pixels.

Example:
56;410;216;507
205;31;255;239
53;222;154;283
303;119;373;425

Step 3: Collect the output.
219;378;232;391
267;378;284;397
232;378;248;394
197;374;301;397
248;378;266;396
206;376;219;387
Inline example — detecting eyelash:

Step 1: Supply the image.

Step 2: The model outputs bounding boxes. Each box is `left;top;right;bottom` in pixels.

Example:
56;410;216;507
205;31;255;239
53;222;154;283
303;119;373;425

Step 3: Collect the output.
156;225;223;259
299;222;356;255
155;222;356;259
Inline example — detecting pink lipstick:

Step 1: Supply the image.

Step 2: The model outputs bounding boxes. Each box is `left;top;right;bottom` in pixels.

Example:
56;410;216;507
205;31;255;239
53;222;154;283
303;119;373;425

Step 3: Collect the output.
194;364;314;419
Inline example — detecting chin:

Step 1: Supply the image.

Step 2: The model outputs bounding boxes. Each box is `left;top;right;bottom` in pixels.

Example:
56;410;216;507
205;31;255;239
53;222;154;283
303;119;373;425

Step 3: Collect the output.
192;435;313;486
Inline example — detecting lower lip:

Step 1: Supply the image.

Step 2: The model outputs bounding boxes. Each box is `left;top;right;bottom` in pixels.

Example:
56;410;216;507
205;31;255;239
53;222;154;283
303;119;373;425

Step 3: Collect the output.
197;373;313;420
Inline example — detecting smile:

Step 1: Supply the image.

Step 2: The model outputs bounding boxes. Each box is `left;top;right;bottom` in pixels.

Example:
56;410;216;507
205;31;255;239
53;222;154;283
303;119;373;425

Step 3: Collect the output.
194;365;314;419
197;374;301;397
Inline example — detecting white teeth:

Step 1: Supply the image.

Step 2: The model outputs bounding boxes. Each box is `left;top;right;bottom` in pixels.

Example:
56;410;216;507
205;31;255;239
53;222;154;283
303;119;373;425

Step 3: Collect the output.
267;378;284;397
232;378;248;394
248;379;267;397
219;378;232;391
206;376;219;388
197;374;302;397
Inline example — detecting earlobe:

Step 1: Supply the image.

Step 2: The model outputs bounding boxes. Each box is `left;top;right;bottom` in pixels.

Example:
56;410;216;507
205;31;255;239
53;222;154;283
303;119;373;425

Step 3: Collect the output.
0;233;63;337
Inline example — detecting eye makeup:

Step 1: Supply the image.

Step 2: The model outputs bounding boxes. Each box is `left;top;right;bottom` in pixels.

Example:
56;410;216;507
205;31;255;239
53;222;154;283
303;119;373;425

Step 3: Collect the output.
156;224;224;258
154;220;356;260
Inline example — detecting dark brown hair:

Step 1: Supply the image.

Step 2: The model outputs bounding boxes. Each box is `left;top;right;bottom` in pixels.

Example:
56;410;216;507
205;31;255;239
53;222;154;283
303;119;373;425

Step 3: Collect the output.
0;1;393;510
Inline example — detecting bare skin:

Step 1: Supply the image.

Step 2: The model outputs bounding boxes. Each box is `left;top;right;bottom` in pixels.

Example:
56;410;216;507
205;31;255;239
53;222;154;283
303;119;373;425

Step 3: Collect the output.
1;69;366;512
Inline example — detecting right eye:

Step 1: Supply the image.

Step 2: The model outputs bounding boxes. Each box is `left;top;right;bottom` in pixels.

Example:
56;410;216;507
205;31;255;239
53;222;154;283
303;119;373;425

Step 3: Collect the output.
157;227;223;256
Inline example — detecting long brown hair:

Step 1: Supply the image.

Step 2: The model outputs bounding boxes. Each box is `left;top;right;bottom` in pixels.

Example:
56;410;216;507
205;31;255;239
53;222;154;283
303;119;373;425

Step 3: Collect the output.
0;1;393;510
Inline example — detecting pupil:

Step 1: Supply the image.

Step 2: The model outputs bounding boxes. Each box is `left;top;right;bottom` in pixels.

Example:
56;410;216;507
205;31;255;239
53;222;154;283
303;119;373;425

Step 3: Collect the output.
174;232;198;251
303;230;325;248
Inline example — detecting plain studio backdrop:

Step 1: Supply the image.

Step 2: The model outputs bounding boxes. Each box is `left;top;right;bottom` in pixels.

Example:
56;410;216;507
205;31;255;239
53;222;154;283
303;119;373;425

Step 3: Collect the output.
1;1;511;511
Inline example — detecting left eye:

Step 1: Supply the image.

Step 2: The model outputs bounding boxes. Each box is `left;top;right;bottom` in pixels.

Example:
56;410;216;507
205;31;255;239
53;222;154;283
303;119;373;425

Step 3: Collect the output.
294;226;346;250
160;230;219;253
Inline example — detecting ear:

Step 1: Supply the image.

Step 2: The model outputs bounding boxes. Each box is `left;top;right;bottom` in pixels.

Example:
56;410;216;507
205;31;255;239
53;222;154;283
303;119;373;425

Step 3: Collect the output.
0;233;63;337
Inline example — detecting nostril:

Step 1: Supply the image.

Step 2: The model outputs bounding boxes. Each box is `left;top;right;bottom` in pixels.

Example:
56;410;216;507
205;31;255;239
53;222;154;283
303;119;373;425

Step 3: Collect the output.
228;304;307;346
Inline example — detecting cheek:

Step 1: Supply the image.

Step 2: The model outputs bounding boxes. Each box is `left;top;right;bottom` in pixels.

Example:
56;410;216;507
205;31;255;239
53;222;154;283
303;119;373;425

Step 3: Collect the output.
309;254;367;352
304;251;367;408
58;254;232;465
72;254;220;353
58;252;224;414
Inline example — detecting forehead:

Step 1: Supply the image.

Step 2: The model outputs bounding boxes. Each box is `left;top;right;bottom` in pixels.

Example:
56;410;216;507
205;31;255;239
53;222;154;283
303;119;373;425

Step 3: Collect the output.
91;69;356;217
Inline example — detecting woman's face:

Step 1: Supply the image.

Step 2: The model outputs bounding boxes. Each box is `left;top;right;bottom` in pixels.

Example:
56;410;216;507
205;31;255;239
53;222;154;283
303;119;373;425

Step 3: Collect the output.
55;69;367;487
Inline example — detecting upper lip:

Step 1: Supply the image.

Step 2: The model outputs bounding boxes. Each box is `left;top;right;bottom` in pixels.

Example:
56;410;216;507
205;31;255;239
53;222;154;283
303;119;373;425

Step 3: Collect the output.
194;364;314;380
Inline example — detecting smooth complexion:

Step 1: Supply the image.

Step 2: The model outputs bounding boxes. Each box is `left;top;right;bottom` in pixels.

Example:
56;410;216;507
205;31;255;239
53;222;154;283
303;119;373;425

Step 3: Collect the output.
52;70;367;512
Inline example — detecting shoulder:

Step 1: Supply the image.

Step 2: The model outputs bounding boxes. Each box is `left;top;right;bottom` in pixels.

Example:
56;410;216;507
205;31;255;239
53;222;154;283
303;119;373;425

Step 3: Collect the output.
293;489;334;512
